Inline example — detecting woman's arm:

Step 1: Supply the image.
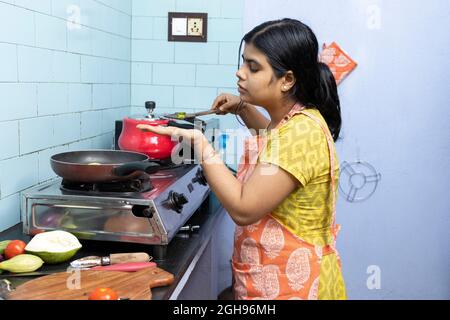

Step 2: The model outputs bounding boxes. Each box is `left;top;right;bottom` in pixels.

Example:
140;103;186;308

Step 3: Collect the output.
137;123;299;226
237;102;270;134
199;138;298;225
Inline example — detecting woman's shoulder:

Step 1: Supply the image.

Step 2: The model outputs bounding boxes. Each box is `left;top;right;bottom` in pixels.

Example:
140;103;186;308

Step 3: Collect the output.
278;108;327;139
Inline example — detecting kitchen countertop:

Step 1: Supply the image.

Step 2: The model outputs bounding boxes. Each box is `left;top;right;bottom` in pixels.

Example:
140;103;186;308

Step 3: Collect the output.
0;193;226;300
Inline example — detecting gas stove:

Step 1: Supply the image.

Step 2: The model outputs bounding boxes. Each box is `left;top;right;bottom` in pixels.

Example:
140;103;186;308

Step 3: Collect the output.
21;163;210;250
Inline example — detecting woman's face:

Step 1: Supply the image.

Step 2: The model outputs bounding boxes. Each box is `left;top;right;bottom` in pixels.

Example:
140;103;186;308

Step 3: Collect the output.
236;43;285;108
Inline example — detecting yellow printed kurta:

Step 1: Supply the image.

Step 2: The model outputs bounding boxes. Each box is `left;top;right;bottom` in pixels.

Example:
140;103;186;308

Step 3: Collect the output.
233;105;346;300
260;109;339;246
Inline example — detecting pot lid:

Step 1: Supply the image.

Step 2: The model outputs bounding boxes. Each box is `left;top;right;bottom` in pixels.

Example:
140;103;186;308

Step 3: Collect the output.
127;114;167;121
128;101;167;121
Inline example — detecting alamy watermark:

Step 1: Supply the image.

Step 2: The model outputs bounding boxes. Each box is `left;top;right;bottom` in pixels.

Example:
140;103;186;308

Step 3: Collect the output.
366;265;381;290
367;3;382;30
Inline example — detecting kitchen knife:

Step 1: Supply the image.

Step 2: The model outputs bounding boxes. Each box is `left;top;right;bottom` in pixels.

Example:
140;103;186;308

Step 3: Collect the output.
0;262;157;277
70;252;151;269
90;261;157;272
0;279;13;299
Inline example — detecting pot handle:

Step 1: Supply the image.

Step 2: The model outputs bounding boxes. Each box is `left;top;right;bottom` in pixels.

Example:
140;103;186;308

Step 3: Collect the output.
167;121;195;130
113;162;161;177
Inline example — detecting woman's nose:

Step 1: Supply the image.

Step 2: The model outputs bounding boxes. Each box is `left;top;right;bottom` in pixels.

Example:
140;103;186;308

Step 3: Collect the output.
236;67;245;80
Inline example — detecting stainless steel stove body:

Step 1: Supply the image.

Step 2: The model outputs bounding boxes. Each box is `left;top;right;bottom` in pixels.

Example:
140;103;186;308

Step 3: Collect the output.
21;164;210;246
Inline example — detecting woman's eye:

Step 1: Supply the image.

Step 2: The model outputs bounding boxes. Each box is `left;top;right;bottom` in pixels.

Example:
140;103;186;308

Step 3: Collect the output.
249;65;258;72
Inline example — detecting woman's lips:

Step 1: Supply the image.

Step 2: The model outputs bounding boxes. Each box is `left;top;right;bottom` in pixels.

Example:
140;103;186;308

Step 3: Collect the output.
238;85;247;93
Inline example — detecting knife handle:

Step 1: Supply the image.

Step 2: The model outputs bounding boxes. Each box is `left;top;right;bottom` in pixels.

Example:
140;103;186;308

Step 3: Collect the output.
109;253;151;265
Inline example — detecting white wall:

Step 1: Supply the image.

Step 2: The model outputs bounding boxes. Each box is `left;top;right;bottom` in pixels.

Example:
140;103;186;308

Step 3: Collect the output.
244;0;450;299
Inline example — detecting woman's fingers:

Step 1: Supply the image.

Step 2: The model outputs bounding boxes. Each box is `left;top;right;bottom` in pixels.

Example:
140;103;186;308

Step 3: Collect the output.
136;125;206;154
136;125;188;142
218;101;237;113
211;94;239;115
137;124;174;136
211;94;227;110
211;94;233;115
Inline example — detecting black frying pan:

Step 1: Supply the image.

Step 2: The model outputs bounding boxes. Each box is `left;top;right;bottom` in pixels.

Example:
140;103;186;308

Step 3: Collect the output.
50;150;161;183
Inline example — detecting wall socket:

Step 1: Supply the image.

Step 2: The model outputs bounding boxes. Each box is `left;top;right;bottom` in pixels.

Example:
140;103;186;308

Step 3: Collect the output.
168;12;208;42
188;18;203;36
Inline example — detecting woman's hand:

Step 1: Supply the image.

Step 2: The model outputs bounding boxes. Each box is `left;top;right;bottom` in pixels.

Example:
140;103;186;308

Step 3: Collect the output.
211;93;246;115
136;124;202;148
136;124;215;162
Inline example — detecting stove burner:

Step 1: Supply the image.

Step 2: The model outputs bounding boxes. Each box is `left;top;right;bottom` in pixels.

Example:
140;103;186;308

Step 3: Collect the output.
61;176;154;197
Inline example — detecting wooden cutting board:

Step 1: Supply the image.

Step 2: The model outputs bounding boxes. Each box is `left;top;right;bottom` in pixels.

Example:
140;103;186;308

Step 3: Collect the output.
7;267;174;300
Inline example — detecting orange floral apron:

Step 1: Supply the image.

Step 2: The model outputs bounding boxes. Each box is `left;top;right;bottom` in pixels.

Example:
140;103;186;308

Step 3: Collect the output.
232;103;341;300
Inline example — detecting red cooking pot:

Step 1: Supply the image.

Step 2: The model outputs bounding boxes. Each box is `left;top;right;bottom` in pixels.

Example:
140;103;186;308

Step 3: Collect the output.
118;102;194;160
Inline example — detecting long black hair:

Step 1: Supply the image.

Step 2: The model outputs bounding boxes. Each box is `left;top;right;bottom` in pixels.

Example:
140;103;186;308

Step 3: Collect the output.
239;18;342;141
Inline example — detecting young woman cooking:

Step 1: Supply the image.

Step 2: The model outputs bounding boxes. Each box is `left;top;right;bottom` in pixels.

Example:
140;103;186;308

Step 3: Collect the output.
138;18;346;300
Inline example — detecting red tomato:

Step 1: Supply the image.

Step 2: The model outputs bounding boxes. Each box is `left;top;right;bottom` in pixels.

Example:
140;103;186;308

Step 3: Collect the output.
4;240;26;259
88;288;119;300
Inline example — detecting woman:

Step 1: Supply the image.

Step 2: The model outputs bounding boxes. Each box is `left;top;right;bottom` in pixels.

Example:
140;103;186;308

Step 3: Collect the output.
138;18;346;300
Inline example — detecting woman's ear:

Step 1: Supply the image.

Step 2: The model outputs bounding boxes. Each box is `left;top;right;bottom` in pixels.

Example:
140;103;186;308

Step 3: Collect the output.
281;71;296;92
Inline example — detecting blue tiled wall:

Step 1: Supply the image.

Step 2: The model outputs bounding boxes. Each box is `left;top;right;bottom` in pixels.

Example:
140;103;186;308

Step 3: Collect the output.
130;0;246;174
0;0;245;232
130;0;244;124
0;0;133;231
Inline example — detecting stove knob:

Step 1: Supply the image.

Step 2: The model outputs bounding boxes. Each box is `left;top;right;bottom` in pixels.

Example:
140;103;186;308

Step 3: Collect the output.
165;191;188;214
192;169;208;186
142;208;154;218
132;205;155;218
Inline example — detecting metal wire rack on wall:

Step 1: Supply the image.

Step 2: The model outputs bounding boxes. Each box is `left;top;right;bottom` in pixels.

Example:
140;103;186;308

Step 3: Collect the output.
339;161;381;203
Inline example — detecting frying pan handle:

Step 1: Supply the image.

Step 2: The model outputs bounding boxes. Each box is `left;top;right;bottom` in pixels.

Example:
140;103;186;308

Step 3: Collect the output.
167;121;195;130
113;162;161;177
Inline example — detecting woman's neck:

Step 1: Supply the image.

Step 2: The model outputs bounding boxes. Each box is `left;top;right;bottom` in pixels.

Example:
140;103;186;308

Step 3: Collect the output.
266;99;298;130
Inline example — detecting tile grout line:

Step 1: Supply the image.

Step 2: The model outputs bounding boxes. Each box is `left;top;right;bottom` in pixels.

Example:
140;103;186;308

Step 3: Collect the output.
1;0;131;39
1;40;132;64
15;44;19;82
